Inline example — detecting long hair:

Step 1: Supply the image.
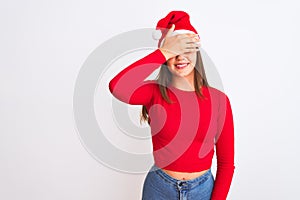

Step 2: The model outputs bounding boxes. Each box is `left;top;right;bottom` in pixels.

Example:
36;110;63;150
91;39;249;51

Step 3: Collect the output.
140;51;210;125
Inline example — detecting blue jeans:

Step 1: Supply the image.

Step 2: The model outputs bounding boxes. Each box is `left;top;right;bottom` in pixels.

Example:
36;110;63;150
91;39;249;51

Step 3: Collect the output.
142;164;214;200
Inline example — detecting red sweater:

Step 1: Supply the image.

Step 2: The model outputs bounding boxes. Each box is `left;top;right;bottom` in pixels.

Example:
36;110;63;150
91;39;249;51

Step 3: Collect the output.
108;49;235;200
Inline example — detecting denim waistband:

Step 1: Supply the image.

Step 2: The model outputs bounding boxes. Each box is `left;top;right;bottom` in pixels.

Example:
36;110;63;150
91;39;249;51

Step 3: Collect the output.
149;164;212;190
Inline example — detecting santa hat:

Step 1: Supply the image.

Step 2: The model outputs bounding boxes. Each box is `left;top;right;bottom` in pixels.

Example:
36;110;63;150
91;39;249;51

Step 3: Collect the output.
152;11;199;47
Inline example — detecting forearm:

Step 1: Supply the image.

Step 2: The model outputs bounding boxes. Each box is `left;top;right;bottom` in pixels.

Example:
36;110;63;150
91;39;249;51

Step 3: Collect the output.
211;94;235;200
108;48;166;104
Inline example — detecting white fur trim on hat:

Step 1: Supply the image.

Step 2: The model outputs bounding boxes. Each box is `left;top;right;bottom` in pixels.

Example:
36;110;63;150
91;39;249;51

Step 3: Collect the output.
152;30;162;40
171;29;196;36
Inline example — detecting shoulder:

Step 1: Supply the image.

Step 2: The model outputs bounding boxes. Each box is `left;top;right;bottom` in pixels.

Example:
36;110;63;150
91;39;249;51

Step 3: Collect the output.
205;86;228;98
204;86;231;107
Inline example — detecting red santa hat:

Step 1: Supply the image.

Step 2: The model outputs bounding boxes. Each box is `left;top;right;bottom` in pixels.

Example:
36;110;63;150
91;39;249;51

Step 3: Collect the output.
152;11;199;48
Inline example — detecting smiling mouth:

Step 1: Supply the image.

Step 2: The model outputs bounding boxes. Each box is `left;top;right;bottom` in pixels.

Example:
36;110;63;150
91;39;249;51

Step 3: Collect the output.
175;63;189;69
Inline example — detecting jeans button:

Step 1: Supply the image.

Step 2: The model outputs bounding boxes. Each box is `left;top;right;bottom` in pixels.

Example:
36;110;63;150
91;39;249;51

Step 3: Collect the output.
178;181;186;187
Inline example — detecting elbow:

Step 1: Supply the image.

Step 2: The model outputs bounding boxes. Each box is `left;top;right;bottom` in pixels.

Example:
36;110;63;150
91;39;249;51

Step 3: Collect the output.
108;79;116;94
108;82;113;94
108;79;129;104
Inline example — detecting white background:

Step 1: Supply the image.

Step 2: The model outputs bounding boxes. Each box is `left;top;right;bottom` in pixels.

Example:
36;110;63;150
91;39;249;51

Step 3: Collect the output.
1;0;299;199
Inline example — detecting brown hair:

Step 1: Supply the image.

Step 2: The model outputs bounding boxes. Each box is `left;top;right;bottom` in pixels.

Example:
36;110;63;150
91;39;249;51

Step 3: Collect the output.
140;51;210;125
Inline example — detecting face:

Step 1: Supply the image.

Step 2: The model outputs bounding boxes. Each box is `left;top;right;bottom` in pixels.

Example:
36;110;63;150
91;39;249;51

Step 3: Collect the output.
166;52;197;78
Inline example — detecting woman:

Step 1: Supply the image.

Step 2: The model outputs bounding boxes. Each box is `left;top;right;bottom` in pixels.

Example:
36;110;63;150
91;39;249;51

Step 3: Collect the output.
109;11;235;200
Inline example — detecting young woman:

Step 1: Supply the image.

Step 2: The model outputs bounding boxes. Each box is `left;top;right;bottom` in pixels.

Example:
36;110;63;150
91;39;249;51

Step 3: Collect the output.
109;11;235;200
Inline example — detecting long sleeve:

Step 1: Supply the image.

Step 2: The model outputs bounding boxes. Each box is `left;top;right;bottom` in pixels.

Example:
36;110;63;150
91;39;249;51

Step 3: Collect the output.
211;94;235;200
108;49;166;105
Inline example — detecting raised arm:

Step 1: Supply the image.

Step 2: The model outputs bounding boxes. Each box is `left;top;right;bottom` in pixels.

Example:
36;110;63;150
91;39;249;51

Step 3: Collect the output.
211;94;235;200
108;49;166;105
109;24;201;105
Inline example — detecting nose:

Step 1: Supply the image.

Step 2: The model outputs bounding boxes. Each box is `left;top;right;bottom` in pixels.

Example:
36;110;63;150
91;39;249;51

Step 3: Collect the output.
175;54;186;60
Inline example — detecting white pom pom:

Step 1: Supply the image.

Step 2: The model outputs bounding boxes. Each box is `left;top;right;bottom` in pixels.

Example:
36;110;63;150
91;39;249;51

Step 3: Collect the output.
152;30;162;40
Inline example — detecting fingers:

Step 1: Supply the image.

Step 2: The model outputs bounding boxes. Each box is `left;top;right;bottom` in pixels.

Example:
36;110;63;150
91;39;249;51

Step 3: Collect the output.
184;47;200;54
182;35;200;43
183;44;200;54
184;41;201;52
181;34;201;52
177;33;199;40
165;24;175;38
161;30;201;56
186;42;201;48
179;33;200;45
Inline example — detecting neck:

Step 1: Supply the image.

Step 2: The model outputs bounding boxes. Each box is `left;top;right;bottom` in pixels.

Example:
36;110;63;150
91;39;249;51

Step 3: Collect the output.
170;74;195;91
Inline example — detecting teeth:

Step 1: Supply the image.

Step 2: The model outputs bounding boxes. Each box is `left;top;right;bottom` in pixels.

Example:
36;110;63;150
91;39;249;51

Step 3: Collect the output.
175;63;188;68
